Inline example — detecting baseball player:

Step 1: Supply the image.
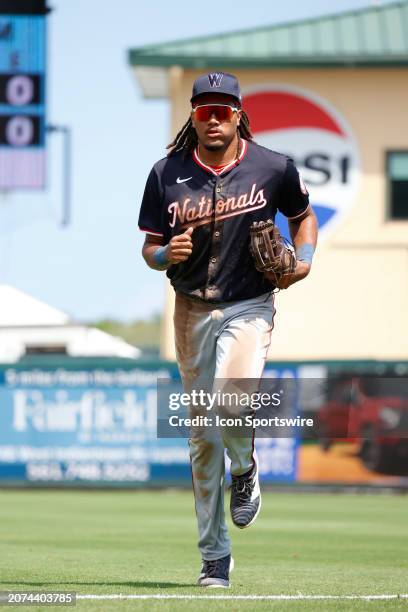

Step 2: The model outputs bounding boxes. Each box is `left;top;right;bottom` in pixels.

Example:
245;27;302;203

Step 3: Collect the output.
139;72;318;587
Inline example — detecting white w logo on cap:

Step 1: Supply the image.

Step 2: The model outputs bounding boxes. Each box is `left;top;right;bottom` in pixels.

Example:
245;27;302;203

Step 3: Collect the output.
208;73;223;88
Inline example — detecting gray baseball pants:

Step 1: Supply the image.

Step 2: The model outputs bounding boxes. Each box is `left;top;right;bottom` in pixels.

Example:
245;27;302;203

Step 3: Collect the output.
173;290;275;561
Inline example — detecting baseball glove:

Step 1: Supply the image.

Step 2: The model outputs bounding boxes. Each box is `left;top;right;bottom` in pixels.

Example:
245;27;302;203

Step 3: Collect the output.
249;219;296;287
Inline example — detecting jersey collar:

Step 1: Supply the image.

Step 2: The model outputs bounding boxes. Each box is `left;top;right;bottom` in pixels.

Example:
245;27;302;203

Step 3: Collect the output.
192;138;248;176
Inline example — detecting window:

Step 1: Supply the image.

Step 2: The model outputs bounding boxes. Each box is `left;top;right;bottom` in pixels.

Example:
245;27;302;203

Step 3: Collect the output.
25;345;67;355
387;151;408;220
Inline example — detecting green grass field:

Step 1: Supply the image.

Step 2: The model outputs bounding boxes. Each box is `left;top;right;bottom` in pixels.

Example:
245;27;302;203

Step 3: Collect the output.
0;490;407;611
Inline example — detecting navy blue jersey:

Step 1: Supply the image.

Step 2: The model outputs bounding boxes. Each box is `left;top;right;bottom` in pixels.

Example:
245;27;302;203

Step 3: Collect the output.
138;139;309;302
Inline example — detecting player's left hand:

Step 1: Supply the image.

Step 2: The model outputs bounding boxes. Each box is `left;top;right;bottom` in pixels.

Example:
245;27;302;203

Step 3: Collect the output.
266;261;311;290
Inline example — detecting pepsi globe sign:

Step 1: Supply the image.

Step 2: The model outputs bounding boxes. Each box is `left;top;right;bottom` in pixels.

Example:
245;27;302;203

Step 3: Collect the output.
243;85;361;239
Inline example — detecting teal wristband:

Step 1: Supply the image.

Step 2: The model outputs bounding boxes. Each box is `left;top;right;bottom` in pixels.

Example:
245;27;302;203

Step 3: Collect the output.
296;244;314;265
153;246;169;267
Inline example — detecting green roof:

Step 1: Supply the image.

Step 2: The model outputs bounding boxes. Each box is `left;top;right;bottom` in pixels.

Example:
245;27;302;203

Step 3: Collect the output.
129;1;408;68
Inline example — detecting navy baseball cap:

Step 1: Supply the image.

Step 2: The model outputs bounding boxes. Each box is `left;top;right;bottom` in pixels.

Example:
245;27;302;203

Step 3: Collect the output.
191;72;242;105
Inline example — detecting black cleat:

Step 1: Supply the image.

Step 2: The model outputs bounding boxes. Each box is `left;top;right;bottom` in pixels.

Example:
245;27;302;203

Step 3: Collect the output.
230;458;261;529
197;554;234;588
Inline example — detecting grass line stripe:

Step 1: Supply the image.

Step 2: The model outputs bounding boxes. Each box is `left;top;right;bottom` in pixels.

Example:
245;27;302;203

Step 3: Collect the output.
77;594;408;601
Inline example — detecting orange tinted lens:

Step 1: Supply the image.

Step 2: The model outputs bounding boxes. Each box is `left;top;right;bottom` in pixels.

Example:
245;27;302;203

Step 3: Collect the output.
194;105;234;122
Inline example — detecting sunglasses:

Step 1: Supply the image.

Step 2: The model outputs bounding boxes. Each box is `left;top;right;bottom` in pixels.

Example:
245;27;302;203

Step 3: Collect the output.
192;104;239;122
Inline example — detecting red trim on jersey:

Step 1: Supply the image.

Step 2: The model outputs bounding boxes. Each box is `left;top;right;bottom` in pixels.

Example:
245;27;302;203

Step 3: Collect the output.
139;227;164;237
208;163;229;175
209;166;226;175
287;203;310;220
193;139;248;176
209;163;229;170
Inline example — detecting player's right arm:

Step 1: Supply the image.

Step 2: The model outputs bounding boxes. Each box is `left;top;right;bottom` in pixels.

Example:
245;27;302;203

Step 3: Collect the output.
142;227;194;271
139;164;194;270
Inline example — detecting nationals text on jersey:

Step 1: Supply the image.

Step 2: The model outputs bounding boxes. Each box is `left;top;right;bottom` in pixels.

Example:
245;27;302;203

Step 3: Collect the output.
168;182;267;228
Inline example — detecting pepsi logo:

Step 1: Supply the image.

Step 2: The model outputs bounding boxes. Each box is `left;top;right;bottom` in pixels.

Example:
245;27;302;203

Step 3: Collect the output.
242;85;361;239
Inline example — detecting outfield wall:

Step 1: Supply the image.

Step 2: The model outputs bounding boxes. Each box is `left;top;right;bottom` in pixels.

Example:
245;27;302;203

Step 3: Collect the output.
0;358;406;488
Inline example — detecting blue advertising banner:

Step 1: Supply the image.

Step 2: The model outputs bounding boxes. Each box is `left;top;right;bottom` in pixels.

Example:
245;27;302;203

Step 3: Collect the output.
0;363;299;486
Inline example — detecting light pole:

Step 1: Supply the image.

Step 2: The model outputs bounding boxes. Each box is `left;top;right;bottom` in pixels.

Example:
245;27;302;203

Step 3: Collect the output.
46;124;72;228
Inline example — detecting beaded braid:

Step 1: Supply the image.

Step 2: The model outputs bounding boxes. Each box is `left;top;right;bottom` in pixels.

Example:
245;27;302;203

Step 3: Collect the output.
166;110;253;157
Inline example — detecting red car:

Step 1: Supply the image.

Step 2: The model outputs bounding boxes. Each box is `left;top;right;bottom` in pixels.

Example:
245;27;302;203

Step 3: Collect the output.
318;376;408;473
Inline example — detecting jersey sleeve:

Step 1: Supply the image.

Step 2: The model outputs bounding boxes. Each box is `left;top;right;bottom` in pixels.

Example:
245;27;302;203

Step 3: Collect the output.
277;157;310;219
138;166;164;237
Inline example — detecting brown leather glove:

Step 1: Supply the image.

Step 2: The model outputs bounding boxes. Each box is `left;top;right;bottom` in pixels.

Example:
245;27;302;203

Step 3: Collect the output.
250;219;296;288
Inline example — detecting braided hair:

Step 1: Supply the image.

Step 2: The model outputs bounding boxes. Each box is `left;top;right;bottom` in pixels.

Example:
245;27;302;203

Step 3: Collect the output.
166;110;253;157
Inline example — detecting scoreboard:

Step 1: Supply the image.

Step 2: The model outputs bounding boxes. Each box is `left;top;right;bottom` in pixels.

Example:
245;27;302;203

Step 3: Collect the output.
0;0;48;190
